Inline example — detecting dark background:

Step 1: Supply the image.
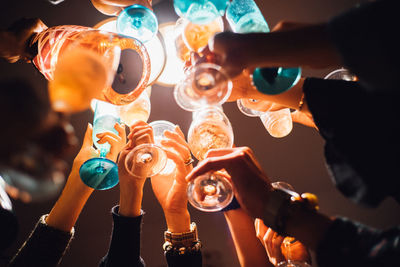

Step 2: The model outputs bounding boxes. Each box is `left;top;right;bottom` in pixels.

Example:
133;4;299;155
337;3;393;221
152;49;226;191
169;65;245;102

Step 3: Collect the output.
1;0;399;266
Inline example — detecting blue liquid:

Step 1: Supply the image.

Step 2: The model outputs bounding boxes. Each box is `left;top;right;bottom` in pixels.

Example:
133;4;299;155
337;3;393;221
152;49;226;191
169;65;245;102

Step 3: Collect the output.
79;157;119;190
117;4;158;43
226;0;301;94
174;0;229;25
93;114;120;156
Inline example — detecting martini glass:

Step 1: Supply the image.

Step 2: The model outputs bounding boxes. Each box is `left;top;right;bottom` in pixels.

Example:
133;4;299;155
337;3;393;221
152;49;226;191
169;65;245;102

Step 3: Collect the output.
79;100;120;190
173;0;229;25
187;106;234;211
125;120;175;178
117;3;158;43
237;98;293;138
174;63;232;111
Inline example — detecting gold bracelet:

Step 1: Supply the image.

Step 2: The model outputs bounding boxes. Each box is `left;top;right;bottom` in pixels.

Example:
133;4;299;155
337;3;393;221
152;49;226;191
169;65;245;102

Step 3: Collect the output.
298;92;305;111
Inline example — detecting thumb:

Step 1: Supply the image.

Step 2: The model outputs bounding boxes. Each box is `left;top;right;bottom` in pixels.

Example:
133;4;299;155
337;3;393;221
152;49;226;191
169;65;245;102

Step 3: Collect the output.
82;123;93;148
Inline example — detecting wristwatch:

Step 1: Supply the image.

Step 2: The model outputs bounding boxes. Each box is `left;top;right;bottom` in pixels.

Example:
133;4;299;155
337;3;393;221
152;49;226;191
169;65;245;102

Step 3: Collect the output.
163;222;202;255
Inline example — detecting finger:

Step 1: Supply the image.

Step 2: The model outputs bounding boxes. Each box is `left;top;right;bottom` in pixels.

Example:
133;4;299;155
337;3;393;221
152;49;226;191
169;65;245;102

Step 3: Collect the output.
163;148;187;178
134;134;152;147
164;130;189;150
161;139;190;160
174;125;186;139
204;147;237;158
129;120;149;133
114;122;126;139
82;123;93;147
264;228;275;258
186;150;245;182
131;128;154;145
97;131;120;142
97;134;118;145
128;125;152;140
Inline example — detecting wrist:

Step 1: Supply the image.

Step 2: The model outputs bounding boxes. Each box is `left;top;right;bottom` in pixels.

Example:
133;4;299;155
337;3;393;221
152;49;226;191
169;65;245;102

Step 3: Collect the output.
119;187;143;217
165;209;191;233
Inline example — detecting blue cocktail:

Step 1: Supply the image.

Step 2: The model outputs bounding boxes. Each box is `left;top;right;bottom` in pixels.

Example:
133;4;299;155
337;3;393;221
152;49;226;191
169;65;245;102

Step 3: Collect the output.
79;100;120;190
226;0;301;95
117;4;158;43
174;0;229;25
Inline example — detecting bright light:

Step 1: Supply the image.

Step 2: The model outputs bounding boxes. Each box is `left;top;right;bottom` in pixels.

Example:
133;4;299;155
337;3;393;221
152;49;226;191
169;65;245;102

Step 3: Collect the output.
156;22;185;87
93;18;166;85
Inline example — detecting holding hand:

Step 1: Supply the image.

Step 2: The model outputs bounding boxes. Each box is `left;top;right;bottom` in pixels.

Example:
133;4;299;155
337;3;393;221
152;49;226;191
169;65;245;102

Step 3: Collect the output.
255;218;311;266
186;146;273;219
91;0;152;16
151;126;193;232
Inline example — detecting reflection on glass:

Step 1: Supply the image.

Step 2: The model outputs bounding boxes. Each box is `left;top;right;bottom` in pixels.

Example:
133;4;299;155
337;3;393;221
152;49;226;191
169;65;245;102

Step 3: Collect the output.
125;120;175;178
117;90;151;127
324;68;357;81
174;63;232;111
79;101;120;190
182;16;224;52
237;98;293;138
94;17;166;86
117;4;158;43
174;0;229;25
226;0;301;95
187;106;234;211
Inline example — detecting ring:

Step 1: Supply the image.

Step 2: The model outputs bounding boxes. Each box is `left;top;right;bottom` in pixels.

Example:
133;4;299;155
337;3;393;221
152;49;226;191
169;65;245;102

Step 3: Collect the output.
184;157;194;166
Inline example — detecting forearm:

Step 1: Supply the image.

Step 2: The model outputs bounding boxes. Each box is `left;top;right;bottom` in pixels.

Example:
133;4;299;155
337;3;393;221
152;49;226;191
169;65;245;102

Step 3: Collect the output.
242;24;342;70
46;169;93;232
225;208;273;267
119;179;144;217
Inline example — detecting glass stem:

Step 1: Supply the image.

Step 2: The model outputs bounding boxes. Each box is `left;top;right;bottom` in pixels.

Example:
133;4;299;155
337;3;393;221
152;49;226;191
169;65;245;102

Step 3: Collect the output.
100;148;108;158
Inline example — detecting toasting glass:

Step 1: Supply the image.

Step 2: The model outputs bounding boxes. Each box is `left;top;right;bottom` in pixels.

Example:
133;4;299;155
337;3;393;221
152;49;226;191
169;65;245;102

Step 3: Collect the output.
226;0;301;95
187;106;234;211
173;0;229;25
237;98;293;138
117;1;158;43
79;100;120;190
124;120;175;178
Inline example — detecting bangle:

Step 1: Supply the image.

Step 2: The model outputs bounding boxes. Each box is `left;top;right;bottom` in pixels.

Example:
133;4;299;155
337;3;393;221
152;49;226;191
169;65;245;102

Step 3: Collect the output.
163;222;202;255
298;92;305;111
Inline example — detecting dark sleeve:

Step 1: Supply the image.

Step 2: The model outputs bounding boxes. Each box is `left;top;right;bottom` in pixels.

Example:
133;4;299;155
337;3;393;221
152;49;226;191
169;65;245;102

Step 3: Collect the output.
303;78;400;206
316;217;400;267
327;0;400;92
9;215;74;267
99;206;145;267
165;249;202;267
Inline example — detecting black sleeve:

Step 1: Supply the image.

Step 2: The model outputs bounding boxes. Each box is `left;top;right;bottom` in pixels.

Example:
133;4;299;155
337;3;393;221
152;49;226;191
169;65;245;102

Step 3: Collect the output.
9;215;74;267
327;0;400;92
303;78;400;206
99;206;145;267
316;217;400;267
165;249;202;267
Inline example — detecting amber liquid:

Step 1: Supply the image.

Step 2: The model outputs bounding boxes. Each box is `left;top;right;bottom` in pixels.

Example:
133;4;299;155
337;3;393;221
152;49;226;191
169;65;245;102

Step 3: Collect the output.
188;120;232;161
182;18;223;52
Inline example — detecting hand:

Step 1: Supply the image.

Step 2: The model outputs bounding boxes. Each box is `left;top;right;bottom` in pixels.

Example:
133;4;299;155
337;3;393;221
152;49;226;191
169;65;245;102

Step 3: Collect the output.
228;69;260;102
186;146;273;219
91;0;152;16
117;120;153;217
255;219;311;266
208;32;250;79
1;18;47;63
96;122;127;162
151;126;192;232
291;111;318;129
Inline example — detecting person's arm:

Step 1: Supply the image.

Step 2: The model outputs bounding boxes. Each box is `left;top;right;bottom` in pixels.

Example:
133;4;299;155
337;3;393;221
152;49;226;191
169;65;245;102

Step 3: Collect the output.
99;120;152;267
151;125;202;267
224;208;273;267
9;123;124;267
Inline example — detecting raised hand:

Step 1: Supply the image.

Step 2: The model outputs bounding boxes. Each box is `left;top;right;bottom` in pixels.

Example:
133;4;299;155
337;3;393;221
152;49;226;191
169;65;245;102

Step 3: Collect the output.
151;125;193;232
186;146;273;219
97;122;127;162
